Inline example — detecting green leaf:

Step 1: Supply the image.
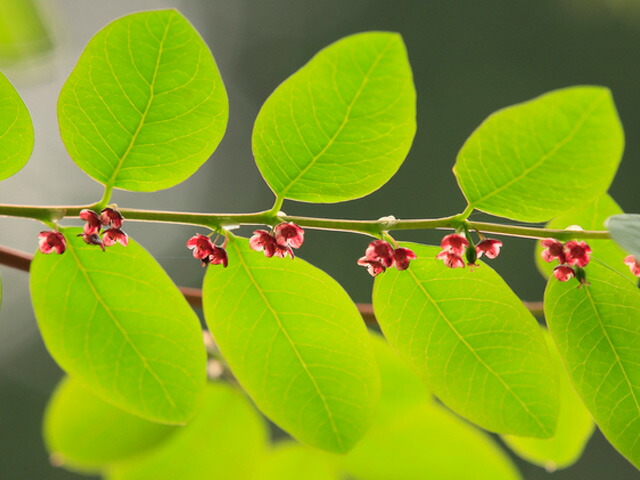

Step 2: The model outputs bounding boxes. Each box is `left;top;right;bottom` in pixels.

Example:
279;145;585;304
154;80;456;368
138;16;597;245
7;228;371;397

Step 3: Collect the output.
58;10;228;192
252;32;416;203
202;237;380;453
607;213;640;259
108;382;268;480
341;402;521;480
256;443;342;480
502;330;594;471
30;229;206;424
545;261;640;469
373;243;559;437
43;376;177;473
534;194;635;281
454;86;624;222
0;70;33;180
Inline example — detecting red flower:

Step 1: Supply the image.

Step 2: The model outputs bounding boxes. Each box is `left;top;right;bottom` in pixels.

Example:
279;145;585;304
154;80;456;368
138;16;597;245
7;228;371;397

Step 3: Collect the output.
103;228;128;247
440;234;469;256
38;231;66;254
274;222;304;249
541;238;566;264
79;209;101;235
78;232;105;251
358;257;387;276
187;234;215;265
100;207;124;229
624;255;640;277
564;241;591;268
553;265;575;282
393;247;417;270
250;230;280;257
209;245;228;268
436;250;465;268
365;240;395;268
476;239;502;259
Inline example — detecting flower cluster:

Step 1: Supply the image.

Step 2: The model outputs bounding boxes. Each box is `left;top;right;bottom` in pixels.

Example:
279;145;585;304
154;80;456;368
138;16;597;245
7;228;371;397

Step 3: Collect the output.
358;240;416;276
540;238;591;283
186;234;228;267
436;234;502;268
78;208;128;250
623;255;640;277
250;222;304;259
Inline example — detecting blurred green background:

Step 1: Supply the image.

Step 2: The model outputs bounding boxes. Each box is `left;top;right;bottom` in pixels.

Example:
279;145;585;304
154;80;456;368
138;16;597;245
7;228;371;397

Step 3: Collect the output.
0;0;638;478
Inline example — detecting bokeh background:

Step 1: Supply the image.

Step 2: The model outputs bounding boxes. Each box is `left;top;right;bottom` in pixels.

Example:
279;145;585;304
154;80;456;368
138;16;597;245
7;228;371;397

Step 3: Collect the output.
0;0;639;478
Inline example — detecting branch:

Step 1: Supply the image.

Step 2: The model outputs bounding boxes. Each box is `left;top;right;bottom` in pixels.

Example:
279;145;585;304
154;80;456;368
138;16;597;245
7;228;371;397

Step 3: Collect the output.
0;245;545;321
0;203;611;241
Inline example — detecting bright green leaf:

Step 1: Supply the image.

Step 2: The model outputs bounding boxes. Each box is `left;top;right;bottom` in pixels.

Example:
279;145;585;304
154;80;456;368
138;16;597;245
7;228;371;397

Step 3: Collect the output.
30;229;206;424
108;382;268;480
454;87;624;222
373;243;559;437
203;237;380;453
58;9;228;192
341;402;521;480
43;376;177;473
545;261;640;469
255;443;341;480
607;213;640;259
534;194;634;281
252;32;416;203
0;70;33;180
502;330;595;471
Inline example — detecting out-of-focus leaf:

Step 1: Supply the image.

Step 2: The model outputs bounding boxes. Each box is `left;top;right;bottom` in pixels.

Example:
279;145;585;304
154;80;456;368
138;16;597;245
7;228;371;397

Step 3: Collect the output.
44;376;177;472
0;70;33;180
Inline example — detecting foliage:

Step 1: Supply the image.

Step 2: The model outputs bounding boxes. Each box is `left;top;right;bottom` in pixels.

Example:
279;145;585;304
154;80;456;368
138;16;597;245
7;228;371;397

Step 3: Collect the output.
0;8;638;478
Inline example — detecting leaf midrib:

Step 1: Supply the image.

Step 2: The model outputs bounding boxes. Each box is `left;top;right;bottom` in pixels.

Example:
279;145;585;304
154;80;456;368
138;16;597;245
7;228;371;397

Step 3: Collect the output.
105;15;173;189
231;242;344;450
278;38;394;197
406;267;550;435
66;242;177;415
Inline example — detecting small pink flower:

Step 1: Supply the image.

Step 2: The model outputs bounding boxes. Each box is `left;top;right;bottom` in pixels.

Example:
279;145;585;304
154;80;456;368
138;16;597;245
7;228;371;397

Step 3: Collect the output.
365;240;395;268
624;255;640;277
564;241;591;268
79;209;101;235
274;222;304;249
476;239;502;259
78;232;105;251
393;247;416;270
440;234;469;256
187;234;215;265
553;265;575;282
358;257;387;276
541;238;566;264
209;246;228;268
250;230;292;258
100;207;124;229
436;250;465;268
103;228;128;247
38;231;66;254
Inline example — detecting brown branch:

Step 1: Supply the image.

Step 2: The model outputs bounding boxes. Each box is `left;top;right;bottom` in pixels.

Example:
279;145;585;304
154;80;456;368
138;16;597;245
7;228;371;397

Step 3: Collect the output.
0;245;544;322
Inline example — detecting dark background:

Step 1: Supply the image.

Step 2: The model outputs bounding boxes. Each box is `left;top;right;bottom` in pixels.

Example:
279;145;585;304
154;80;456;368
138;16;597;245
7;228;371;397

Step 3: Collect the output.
0;0;638;478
